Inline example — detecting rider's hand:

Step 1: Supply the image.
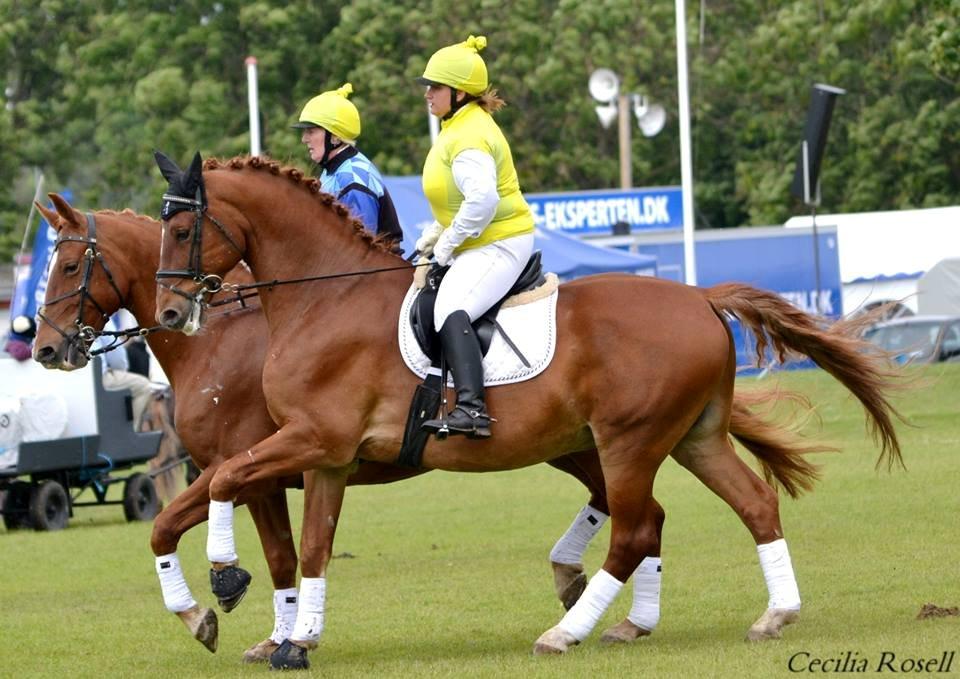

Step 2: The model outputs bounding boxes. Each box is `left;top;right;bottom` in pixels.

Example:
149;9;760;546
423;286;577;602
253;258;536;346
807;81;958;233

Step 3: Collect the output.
415;221;444;258
433;229;457;267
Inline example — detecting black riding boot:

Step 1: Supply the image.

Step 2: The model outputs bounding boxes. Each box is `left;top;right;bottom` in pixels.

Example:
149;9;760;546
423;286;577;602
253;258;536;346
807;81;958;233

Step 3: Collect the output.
422;310;492;439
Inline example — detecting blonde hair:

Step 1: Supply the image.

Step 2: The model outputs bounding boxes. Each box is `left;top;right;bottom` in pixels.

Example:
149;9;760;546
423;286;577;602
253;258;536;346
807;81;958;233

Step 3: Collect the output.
476;88;506;114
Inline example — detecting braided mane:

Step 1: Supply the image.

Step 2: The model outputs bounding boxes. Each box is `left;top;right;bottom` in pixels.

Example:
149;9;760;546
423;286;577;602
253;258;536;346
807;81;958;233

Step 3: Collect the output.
202;155;403;256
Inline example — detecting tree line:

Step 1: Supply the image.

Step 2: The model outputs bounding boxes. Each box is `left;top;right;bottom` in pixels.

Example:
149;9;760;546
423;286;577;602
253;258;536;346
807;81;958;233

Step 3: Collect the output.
1;0;957;260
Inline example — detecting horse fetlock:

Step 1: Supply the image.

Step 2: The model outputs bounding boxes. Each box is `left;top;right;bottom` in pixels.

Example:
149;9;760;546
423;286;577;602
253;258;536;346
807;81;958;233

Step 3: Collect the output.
209;564;252;613
551;562;587;611
270;639;311;670
599;619;652;644
176;605;219;653
242;638;280;664
532;626;580;655
745;607;800;641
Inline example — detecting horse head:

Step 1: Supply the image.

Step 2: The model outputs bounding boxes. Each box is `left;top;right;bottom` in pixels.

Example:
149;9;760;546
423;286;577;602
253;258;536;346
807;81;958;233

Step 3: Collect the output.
154;150;248;334
33;194;134;370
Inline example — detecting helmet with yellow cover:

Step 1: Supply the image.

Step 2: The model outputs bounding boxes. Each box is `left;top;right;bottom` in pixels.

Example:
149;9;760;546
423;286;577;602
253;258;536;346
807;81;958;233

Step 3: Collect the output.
292;83;361;142
416;35;489;96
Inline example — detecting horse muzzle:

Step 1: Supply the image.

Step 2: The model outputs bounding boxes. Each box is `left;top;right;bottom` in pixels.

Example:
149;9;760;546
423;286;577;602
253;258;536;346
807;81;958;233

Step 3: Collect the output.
34;335;89;371
158;296;205;336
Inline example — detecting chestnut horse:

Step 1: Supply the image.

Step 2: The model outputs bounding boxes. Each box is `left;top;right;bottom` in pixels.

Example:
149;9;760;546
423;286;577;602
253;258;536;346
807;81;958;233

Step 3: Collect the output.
153;154;901;669
27;195;624;657
32;195;833;661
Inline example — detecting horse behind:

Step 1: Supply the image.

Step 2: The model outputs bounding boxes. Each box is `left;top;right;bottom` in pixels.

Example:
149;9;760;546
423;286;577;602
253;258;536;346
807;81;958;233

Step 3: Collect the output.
152;154;902;669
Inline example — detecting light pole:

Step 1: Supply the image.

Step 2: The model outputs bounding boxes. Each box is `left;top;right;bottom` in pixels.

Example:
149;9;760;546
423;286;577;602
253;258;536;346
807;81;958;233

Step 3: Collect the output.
588;69;666;190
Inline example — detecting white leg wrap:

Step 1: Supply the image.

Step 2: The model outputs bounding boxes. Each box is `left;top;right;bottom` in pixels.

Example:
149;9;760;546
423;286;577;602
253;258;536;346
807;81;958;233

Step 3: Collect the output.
557;569;623;641
270;588;299;644
627;557;662;631
757;539;801;610
549;505;609;564
291;577;326;643
155;553;197;613
207;500;238;564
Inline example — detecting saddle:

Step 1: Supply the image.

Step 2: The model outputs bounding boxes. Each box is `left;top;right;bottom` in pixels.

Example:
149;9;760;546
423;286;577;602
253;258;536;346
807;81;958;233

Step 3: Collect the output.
397;251;546;469
408;250;546;364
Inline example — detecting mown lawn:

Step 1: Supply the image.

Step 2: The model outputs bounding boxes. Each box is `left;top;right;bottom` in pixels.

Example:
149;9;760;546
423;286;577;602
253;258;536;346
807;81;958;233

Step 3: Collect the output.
1;363;957;678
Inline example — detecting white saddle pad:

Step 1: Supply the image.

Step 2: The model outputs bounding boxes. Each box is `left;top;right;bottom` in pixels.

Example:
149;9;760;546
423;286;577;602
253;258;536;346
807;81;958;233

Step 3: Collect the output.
397;282;559;387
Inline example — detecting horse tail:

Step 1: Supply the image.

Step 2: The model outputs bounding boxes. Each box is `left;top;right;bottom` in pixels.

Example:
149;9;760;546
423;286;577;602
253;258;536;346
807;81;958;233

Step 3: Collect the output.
729;387;833;499
704;283;905;471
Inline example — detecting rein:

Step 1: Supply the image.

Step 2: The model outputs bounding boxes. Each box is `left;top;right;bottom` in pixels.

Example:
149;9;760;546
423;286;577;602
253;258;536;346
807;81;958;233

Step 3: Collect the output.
158;189;429;302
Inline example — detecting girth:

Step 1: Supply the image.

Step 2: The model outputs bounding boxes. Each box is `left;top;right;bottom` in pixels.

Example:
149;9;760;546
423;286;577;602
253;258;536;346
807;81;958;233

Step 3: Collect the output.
408;250;545;364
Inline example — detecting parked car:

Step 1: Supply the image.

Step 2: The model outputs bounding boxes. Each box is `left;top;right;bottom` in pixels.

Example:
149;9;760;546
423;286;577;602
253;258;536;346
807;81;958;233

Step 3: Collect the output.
862;315;960;365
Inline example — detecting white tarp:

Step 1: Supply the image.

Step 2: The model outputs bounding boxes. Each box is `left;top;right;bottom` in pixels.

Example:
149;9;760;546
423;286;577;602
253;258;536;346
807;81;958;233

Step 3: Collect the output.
918;258;960;315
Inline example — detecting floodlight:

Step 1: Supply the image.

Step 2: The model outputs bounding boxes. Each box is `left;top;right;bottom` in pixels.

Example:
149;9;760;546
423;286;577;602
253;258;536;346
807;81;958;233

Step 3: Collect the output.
594;102;618;129
588;69;620;103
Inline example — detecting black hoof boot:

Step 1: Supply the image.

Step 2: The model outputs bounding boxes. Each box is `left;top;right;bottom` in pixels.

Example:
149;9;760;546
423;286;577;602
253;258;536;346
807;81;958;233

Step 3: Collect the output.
210;565;251;613
269;639;310;671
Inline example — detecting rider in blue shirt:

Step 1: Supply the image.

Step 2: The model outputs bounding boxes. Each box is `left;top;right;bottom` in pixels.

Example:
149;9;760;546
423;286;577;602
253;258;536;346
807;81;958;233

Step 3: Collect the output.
292;83;403;245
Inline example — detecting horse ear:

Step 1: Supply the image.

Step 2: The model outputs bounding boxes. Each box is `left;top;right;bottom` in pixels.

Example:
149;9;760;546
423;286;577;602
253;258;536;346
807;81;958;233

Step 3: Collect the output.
48;193;84;231
35;201;61;231
154;150;183;184
183;151;204;197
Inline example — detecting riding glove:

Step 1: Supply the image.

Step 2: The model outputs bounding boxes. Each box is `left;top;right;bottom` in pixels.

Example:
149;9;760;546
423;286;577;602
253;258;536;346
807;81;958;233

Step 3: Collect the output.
415;221;444;257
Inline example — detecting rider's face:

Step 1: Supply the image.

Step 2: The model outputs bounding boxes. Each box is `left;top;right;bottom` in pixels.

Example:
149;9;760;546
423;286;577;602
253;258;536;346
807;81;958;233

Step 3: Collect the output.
301;126;327;163
425;84;458;118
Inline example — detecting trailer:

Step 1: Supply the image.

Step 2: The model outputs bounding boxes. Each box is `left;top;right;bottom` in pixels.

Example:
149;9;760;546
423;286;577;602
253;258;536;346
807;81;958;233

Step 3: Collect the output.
1;356;166;531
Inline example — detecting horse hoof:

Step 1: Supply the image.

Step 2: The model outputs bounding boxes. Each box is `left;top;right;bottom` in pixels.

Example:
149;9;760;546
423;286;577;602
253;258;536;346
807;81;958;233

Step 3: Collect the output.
551;562;587;611
177;606;219;653
269;639;310;671
210;565;252;613
243;638;280;664
600;619;652;644
533;626;579;655
746;608;800;641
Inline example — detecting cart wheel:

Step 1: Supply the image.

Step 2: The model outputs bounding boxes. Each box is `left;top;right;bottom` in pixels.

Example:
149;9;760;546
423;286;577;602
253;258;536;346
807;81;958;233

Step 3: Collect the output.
2;482;34;530
29;480;69;531
123;473;159;522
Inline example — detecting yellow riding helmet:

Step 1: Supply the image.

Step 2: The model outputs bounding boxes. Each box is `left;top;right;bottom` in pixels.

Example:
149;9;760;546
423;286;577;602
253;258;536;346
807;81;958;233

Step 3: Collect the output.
292;83;361;142
416;35;488;96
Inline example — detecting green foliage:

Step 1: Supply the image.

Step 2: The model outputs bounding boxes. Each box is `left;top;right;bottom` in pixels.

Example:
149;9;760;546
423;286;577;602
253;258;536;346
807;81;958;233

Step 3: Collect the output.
1;0;958;260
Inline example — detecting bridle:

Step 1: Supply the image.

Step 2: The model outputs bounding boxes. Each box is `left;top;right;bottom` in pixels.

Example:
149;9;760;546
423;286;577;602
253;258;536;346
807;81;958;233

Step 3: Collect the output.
37;212;151;359
155;186;245;302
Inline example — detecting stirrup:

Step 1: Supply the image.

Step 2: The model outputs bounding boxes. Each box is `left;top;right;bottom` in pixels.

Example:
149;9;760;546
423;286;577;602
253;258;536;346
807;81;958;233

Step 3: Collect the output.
422;407;494;440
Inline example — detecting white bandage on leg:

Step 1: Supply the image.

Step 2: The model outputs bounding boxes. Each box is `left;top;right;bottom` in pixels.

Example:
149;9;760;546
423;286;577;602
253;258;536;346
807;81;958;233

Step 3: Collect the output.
757;539;801;610
155;553;198;613
549;505;609;565
270;588;299;644
207;500;238;564
557;569;624;641
627;557;662;631
291;577;326;643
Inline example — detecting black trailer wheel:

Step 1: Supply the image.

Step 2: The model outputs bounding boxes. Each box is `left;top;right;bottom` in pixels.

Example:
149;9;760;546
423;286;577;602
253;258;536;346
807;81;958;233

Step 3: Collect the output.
123;473;159;522
2;481;34;530
29;480;69;531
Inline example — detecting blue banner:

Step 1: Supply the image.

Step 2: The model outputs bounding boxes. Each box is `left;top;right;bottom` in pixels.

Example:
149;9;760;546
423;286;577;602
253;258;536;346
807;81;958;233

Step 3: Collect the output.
525;187;683;235
9;191;70;339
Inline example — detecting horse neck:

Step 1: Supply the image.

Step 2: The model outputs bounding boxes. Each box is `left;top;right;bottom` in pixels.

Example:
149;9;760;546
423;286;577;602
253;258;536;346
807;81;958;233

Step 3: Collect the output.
219;171;408;329
101;214;192;377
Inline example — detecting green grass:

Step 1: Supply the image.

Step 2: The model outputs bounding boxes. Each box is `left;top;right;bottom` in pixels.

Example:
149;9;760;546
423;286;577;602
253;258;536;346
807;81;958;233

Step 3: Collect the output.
1;364;958;678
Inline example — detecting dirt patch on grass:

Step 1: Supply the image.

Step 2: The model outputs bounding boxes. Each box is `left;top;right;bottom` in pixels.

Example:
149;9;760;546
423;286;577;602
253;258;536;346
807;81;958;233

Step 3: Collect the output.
917;603;959;619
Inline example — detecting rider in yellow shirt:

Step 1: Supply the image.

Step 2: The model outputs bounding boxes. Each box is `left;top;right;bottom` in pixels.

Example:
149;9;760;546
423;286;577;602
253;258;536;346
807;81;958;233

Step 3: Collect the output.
416;36;535;439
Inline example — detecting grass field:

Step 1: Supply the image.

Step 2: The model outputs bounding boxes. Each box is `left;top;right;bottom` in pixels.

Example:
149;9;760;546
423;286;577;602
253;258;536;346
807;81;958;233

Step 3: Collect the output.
1;364;958;678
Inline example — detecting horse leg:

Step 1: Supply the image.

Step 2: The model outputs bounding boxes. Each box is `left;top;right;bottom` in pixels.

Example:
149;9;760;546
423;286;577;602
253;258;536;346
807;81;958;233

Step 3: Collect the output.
151;465;219;653
671;431;801;641
270;466;351;671
535;459;664;655
241;491;299;664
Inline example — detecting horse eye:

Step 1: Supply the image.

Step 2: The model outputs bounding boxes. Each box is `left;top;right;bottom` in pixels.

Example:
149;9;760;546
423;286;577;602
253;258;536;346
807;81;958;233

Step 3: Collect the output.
63;261;80;275
175;229;191;243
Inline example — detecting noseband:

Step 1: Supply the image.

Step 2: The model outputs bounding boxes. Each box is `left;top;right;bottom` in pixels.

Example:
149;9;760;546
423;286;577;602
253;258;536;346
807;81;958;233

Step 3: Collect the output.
155;188;244;302
37;212;131;359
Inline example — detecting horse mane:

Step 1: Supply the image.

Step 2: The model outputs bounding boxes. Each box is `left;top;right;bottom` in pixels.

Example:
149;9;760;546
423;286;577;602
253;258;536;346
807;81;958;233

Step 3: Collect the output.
98;208;160;226
203;155;403;257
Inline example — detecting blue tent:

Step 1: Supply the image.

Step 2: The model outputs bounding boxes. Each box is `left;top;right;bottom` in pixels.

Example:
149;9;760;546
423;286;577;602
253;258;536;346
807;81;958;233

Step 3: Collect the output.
383;176;657;279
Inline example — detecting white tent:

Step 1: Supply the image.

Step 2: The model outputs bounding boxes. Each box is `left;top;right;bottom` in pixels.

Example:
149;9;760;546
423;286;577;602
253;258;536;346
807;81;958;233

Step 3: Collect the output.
918;258;960;315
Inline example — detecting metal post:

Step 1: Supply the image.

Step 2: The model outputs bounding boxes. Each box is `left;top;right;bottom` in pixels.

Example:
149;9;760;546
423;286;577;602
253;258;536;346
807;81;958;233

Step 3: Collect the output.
802;140;823;314
245;56;261;157
618;93;632;189
675;0;697;286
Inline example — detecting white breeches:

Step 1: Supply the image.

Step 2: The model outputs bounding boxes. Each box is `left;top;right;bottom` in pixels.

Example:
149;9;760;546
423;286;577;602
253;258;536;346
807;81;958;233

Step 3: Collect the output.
433;233;535;331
